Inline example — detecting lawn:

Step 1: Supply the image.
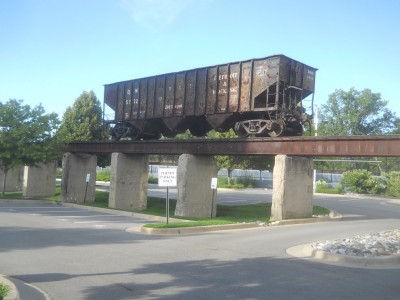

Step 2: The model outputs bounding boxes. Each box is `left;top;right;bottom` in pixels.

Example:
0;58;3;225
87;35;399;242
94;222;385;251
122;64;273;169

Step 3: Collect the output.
1;189;331;228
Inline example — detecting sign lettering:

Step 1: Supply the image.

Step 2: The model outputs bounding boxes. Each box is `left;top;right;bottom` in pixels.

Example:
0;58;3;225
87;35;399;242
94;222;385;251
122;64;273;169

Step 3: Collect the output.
158;168;177;187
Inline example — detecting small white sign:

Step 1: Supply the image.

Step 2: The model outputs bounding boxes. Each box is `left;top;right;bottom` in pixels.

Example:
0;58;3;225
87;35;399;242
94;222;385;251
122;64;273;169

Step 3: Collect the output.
85;173;91;183
211;177;218;189
158;168;177;187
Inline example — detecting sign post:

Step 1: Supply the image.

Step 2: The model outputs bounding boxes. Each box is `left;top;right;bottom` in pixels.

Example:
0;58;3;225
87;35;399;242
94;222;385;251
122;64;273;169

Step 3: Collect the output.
210;177;218;219
84;173;90;203
158;167;177;224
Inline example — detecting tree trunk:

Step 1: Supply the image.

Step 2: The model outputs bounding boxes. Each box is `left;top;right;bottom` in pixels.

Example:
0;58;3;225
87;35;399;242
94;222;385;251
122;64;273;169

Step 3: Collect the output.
227;169;232;185
1;168;8;198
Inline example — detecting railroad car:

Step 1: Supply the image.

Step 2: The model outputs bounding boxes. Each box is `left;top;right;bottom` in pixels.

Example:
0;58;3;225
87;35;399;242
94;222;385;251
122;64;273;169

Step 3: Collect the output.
104;54;317;140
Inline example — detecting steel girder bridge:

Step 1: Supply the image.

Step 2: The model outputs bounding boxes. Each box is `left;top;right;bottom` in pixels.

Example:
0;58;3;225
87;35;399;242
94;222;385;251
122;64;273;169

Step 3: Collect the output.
64;135;400;157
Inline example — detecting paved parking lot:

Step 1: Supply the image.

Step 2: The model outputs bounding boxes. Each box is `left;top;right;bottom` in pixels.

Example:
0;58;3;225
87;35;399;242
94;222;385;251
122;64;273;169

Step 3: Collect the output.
1;196;400;300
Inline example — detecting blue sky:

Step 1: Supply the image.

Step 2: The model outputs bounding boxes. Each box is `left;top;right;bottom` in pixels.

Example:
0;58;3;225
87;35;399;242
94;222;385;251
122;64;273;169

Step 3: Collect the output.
1;0;399;120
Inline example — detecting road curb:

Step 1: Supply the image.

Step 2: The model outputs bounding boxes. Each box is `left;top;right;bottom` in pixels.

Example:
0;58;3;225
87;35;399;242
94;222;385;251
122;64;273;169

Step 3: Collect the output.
0;275;51;300
62;202;342;235
0;275;18;300
286;244;400;269
137;211;342;235
138;222;261;235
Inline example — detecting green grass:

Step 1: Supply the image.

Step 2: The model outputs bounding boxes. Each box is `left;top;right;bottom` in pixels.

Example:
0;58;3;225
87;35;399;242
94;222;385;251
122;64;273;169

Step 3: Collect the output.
0;190;24;199
1;189;331;229
0;282;11;298
64;189;328;225
0;186;62;201
142;201;330;228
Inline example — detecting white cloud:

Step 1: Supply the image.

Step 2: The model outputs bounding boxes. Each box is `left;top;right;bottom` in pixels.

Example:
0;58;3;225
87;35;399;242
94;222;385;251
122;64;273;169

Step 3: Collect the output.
121;0;194;29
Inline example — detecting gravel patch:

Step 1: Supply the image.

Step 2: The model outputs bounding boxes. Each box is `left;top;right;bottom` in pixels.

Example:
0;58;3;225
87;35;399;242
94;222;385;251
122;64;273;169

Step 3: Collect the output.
311;229;400;257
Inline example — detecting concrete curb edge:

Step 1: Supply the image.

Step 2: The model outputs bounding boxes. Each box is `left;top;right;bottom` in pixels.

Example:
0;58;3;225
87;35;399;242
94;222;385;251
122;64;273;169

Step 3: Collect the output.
286;244;400;268
137;211;343;235
0;275;18;300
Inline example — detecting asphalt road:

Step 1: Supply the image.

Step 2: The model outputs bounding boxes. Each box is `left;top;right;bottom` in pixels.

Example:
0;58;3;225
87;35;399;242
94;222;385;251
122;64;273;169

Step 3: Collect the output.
1;191;400;300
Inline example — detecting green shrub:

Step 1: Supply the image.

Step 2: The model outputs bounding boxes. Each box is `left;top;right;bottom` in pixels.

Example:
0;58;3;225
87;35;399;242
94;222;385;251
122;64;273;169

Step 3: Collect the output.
237;176;257;188
0;282;10;299
96;169;110;182
365;177;386;195
56;168;63;179
96;171;159;184
386;171;400;197
315;180;344;194
217;176;256;189
341;169;385;194
148;175;158;184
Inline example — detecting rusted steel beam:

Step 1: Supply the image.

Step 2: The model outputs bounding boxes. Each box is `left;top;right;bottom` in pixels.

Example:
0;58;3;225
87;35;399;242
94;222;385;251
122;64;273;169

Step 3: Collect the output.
63;135;400;157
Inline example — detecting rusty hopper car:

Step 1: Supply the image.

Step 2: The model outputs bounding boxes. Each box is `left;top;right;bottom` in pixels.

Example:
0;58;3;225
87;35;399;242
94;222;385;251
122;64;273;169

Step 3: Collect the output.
104;54;317;140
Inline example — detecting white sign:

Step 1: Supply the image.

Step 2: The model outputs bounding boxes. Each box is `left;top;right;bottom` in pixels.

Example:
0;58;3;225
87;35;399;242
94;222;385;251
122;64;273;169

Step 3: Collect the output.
85;173;91;183
211;177;218;189
158;168;177;187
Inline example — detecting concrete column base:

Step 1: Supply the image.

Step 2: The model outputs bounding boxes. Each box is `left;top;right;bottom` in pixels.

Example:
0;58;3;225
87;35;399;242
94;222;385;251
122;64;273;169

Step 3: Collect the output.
109;153;148;210
61;153;97;203
23;162;56;197
0;167;23;192
271;155;313;221
175;154;217;218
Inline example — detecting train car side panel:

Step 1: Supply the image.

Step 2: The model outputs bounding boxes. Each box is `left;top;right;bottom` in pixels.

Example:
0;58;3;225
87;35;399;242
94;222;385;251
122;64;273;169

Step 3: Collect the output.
228;63;240;112
146;77;156;118
184;70;196;115
124;81;133;120
217;65;229;113
139;80;147;119
132;80;140;119
206;67;217;114
175;73;185;116
252;59;267;110
154;76;165;118
195;68;207;115
165;74;175;117
239;61;252;112
104;83;118;113
302;66;316;93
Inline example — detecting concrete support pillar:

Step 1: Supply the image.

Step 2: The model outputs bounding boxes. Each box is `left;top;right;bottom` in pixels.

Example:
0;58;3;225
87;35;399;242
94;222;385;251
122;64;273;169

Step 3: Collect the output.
0;167;23;192
109;153;148;210
23;162;56;197
175;154;217;218
61;153;97;203
271;155;314;221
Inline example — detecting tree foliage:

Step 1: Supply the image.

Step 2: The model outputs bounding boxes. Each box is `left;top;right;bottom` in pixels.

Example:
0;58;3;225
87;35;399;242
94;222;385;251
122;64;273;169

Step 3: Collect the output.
318;88;397;136
207;129;274;184
56;91;111;167
386;171;400;197
0;99;59;196
341;169;386;194
57;91;105;142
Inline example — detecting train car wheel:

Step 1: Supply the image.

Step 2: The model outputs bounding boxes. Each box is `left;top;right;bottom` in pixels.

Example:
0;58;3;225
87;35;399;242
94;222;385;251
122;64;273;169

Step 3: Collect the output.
234;123;249;137
127;126;142;140
268;120;285;137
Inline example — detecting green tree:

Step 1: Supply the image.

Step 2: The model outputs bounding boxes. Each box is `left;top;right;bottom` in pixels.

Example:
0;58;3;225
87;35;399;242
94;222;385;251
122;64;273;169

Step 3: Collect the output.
318;88;397;136
57;91;105;142
207;129;274;184
393;119;400;134
0;99;59;197
57;91;110;166
206;130;239;184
